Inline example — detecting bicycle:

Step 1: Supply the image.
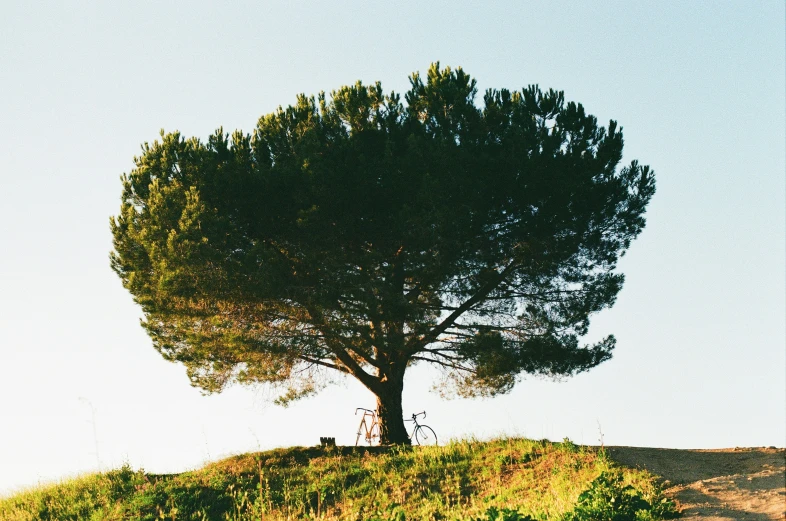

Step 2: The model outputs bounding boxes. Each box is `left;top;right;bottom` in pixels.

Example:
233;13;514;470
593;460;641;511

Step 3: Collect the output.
406;411;438;446
355;407;380;446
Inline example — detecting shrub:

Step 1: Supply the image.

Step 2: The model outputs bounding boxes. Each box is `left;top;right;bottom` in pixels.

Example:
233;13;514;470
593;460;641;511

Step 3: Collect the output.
565;470;676;521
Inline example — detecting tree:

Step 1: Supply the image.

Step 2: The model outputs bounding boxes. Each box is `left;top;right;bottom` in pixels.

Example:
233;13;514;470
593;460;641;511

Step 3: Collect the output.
110;63;655;444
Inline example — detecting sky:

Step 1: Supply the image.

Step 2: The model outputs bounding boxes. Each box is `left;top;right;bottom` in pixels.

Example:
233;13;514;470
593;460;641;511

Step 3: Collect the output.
1;1;784;496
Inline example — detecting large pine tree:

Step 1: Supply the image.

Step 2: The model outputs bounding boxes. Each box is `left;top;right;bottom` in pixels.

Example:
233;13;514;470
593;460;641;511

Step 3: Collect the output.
111;64;655;444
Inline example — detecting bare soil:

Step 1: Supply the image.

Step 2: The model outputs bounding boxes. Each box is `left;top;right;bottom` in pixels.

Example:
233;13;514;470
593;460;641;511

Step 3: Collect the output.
606;446;785;520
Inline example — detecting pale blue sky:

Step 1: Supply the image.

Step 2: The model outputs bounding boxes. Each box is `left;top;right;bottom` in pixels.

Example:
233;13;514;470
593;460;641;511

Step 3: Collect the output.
1;1;784;496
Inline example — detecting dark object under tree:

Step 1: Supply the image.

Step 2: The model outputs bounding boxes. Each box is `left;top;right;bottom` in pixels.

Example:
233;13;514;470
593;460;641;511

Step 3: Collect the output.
111;63;655;444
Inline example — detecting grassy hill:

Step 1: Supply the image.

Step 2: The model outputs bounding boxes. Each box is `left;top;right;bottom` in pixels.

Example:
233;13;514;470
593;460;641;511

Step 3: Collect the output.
0;438;678;520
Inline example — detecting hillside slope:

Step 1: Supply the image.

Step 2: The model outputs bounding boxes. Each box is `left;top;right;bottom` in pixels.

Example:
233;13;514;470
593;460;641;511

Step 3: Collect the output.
0;438;678;520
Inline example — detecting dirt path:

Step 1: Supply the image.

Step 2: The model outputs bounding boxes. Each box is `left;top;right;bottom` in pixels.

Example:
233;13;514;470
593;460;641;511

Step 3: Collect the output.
606;446;785;520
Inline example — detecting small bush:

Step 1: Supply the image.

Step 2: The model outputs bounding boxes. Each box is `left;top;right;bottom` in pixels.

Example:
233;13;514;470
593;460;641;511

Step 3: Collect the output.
565;470;676;521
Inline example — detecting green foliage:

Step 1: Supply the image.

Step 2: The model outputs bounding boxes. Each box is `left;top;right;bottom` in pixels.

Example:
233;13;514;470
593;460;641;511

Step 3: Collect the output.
565;470;677;521
0;439;677;521
0;464;148;521
561;438;580;454
471;506;535;521
110;63;655;442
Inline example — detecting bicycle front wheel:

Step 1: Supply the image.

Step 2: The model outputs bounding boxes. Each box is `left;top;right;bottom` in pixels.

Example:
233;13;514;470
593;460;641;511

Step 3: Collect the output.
414;425;438;446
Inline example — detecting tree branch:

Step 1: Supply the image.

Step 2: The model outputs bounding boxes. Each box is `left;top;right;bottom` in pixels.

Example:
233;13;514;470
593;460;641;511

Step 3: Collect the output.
305;305;381;393
297;354;345;372
409;261;519;352
411;355;475;373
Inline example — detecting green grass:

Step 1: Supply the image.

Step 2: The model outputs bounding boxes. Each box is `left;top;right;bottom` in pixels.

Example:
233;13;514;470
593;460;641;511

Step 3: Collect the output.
0;438;677;520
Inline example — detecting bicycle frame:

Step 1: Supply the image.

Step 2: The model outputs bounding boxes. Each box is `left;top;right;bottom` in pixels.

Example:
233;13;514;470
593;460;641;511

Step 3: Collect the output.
355;407;380;446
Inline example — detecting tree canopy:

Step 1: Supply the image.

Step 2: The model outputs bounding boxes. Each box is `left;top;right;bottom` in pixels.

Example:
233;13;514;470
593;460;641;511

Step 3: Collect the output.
111;63;655;443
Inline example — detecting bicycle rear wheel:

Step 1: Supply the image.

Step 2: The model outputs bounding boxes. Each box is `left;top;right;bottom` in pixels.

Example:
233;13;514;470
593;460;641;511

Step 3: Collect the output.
367;421;381;445
414;425;438;446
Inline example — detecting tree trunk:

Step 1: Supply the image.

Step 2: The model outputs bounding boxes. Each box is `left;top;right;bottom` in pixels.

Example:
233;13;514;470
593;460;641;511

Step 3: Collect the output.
375;371;410;445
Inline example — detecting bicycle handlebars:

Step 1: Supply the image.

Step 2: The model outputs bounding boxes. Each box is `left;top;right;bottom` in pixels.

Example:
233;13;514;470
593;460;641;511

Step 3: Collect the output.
405;411;427;421
355;407;375;415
